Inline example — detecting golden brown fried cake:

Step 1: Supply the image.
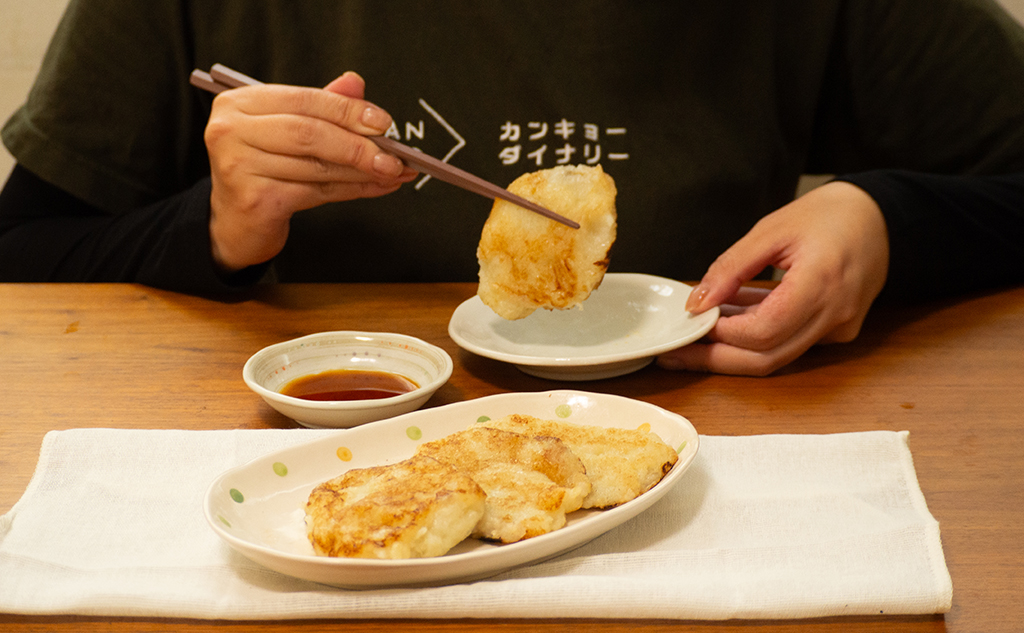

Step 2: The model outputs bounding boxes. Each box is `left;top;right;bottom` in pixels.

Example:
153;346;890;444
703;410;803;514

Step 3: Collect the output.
480;414;678;509
416;426;591;543
477;164;617;320
305;453;485;559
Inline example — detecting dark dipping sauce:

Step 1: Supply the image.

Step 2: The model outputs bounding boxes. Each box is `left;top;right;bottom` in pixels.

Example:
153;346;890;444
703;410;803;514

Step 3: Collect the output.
280;369;419;402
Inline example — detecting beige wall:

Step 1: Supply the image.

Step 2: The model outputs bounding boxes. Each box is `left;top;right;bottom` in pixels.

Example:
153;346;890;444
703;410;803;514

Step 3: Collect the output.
1;0;68;179
2;0;1024;181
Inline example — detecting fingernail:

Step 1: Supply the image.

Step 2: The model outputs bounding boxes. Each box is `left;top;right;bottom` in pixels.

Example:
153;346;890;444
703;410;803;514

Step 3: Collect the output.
361;106;390;133
686;283;708;313
372;152;404;176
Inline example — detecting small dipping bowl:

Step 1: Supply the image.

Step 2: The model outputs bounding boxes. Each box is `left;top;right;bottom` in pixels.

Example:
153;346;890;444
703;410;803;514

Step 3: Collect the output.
243;331;453;429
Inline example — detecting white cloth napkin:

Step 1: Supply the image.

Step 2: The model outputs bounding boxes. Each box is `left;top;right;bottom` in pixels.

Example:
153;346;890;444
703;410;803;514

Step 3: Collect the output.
0;429;951;620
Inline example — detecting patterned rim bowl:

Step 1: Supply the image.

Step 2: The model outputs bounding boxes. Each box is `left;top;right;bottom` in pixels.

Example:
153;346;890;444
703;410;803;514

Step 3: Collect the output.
242;331;453;428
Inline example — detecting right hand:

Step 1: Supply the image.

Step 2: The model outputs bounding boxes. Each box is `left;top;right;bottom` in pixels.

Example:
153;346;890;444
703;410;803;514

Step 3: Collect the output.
203;72;417;273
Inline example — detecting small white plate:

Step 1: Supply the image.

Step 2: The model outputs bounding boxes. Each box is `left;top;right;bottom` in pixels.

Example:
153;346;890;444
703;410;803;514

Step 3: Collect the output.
448;273;720;380
205;390;699;589
243;331;453;429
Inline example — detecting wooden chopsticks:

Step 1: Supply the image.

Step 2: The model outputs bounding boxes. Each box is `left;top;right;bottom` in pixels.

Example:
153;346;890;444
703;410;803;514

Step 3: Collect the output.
189;65;580;229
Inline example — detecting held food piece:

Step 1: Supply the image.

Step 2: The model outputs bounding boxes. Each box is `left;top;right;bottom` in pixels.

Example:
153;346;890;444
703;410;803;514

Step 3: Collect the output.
480;414;678;509
417;427;591;543
305;453;485;559
477;164;617;320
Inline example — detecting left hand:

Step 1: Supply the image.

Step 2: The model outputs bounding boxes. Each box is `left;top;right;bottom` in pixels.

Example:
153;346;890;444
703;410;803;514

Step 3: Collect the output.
656;180;890;376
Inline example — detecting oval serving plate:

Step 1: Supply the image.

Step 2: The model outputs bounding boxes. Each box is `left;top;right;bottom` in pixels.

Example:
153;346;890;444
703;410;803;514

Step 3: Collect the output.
205;390;699;589
448;273;720;381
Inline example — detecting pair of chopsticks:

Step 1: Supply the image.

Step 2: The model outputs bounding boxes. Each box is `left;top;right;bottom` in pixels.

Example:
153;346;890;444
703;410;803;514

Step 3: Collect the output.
190;64;579;229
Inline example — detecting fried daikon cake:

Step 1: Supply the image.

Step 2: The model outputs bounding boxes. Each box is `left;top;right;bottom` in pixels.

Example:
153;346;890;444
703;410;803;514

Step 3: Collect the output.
305;453;485;559
416;427;591;543
477;164;617;320
480;414;678;509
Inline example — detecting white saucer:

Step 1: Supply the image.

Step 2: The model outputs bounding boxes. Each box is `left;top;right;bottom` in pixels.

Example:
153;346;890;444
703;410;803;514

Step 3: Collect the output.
448;273;720;380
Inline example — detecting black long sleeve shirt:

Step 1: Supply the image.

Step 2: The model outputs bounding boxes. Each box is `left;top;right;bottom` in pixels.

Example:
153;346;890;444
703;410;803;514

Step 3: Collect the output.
3;0;1024;298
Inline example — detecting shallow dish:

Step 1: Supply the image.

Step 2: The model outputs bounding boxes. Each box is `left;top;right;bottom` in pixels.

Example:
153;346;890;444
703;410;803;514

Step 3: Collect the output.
448;273;720;380
243;331;453;428
205;390;699;589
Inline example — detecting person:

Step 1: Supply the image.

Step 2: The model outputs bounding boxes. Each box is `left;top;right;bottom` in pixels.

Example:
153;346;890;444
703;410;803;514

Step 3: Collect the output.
2;0;1024;376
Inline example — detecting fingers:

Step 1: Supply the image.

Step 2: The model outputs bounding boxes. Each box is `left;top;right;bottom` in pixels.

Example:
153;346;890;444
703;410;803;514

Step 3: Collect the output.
220;112;405;178
658;291;862;376
710;286;771;317
685;225;825;353
206;85;407;181
670;278;861;375
685;216;789;315
221;81;390;136
656;333;815;377
664;281;834;374
668;181;890;376
711;275;826;351
203;74;418;273
323;71;367;99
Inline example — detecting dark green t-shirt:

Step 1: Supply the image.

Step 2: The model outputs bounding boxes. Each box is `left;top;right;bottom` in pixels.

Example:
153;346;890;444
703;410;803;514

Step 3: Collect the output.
5;0;1024;283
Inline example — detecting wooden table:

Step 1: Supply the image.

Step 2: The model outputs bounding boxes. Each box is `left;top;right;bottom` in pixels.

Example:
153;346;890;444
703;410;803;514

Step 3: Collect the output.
1;282;1022;633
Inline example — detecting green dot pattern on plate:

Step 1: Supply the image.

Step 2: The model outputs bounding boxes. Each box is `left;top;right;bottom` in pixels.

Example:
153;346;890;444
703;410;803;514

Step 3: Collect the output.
229;488;244;503
219;516;232;528
476;416;491;424
677;440;687;453
272;462;288;477
406;426;423;440
555;404;573;418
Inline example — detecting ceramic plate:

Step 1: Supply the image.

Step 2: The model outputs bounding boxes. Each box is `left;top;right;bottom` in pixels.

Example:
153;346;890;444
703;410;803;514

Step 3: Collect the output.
242;331;453;429
205;390;699;589
448;273;720;380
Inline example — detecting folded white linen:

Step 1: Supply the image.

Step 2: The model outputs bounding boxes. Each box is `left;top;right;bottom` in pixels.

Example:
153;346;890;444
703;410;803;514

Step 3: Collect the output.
0;429;951;620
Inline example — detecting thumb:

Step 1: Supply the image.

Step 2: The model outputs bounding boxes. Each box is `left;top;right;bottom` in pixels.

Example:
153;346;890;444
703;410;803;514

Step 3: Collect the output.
323;71;366;99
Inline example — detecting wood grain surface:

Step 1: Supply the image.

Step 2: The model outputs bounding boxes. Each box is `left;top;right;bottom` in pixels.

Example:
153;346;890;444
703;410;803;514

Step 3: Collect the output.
1;282;1021;633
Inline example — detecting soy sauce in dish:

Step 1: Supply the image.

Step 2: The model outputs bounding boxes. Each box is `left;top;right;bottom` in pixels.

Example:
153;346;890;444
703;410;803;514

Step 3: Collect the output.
280;369;419;401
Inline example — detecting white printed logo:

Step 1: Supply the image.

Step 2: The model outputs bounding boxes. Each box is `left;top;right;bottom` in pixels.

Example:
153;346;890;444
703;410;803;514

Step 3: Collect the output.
386;103;630;189
384;99;464;190
500;120;629;167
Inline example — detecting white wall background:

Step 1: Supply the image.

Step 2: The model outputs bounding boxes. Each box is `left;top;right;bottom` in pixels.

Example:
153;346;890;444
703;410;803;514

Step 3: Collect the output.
2;0;1024;181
